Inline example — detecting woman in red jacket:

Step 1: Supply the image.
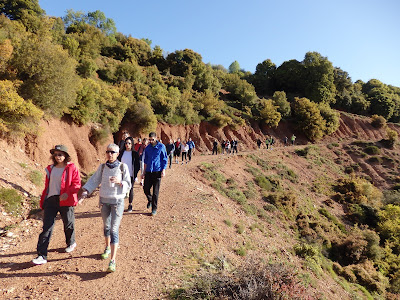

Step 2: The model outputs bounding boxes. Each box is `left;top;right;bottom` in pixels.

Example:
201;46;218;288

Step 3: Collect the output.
32;145;81;265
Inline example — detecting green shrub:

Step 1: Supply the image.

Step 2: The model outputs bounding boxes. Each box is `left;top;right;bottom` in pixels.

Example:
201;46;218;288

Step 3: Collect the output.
255;176;280;191
364;145;380;155
224;219;232;227
333;177;382;206
294;243;319;259
0;188;23;215
371;114;386;128
318;208;347;233
386;128;398;148
28;170;42;186
236;223;245;234
367;156;382;164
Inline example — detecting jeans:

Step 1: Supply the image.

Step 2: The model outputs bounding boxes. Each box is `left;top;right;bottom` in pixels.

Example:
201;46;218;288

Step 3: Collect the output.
168;152;174;168
37;195;75;258
143;171;162;211
101;201;124;244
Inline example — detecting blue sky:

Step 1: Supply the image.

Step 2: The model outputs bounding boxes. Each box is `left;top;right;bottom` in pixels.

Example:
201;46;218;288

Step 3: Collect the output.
39;0;400;87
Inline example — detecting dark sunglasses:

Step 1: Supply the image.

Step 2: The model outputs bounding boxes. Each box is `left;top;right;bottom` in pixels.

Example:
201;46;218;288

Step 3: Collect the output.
106;150;118;154
53;153;65;157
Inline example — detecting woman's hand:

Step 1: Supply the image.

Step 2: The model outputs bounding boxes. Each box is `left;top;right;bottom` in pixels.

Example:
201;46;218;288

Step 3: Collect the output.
109;176;121;184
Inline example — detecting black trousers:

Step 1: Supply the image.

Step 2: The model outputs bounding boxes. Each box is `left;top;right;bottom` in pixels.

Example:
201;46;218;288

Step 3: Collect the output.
37;195;75;258
188;148;193;161
128;176;134;204
143;171;162;211
212;147;218;155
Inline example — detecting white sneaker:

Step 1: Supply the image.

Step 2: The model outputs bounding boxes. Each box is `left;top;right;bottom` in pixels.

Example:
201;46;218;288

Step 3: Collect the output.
32;256;47;265
65;242;77;253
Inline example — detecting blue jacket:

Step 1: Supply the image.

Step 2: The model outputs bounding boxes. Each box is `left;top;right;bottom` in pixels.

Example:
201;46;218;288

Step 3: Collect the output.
187;140;195;150
143;141;168;172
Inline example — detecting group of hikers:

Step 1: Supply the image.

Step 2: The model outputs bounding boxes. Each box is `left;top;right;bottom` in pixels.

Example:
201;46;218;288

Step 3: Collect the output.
211;139;239;155
31;130;297;272
32;131;170;272
256;134;296;149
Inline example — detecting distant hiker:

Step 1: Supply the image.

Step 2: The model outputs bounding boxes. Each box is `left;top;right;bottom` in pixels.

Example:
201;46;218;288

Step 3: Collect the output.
118;137;140;212
221;140;226;155
138;138;148;175
232;140;238;154
265;136;270;150
118;131;129;152
180;141;189;164
32;145;81;265
166;139;175;169
187;137;195;162
291;134;296;146
257;139;262;149
270;137;275;150
225;140;231;154
141;132;168;216
212;139;218;155
283;136;288;147
79;143;131;272
134;138;142;152
174;138;181;164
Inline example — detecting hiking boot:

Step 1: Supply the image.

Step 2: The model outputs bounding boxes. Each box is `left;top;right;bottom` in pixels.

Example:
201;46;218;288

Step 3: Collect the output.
107;260;116;272
127;204;133;212
32;255;47;265
151;210;157;216
65;242;77;253
101;246;111;260
147;202;151;209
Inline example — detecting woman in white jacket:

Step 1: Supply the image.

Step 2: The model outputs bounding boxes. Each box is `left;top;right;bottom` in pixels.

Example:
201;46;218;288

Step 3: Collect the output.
79;143;131;272
180;141;189;164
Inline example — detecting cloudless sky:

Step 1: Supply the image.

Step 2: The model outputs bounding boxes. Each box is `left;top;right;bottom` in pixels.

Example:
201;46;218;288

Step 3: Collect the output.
39;0;400;87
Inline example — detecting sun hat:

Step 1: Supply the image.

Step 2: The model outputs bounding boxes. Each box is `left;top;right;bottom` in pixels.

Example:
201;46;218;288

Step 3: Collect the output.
50;145;69;156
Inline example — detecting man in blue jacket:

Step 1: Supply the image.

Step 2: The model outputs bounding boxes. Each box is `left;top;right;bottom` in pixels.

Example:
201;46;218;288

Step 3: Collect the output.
141;132;168;216
187;137;195;162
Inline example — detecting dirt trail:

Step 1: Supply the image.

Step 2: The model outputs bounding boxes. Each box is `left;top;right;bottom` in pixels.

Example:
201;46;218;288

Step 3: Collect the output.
0;152;256;299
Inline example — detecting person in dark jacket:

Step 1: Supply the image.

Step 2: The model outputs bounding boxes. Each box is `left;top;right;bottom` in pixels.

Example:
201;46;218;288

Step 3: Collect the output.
174;138;181;164
141;132;168;216
212;139;218;155
118;137;140;212
32;145;81;265
166;139;175;169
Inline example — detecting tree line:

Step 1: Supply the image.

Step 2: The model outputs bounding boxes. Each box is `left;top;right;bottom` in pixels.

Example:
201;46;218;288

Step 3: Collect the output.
0;0;399;141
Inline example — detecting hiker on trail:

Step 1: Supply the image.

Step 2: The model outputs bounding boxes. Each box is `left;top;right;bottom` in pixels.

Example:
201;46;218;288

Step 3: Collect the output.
212;139;218;155
270;137;275;150
138;138;148;175
225;140;231;154
118;131;129;153
257;139;262;149
283;136;288;147
221;140;226;155
79;143;131;272
134;138;142;152
232;140;238;154
180;141;189;164
118;137;140;212
187;137;195;162
166;139;175;169
265;136;270;150
32;145;81;265
141;132;168;216
291;134;296;146
174;138;181;164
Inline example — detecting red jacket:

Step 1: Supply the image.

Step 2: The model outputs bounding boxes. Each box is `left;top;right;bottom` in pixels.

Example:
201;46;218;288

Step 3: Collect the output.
40;162;81;209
